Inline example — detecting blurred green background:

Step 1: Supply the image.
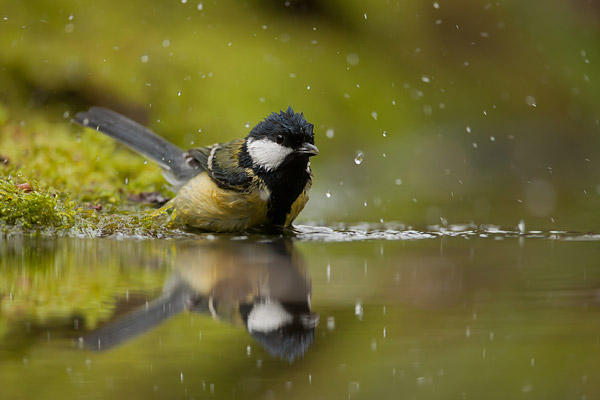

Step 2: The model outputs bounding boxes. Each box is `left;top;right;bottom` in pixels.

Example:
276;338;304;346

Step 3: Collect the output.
1;0;599;230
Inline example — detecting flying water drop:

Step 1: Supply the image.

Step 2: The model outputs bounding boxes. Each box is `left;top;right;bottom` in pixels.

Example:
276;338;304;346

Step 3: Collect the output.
354;152;364;165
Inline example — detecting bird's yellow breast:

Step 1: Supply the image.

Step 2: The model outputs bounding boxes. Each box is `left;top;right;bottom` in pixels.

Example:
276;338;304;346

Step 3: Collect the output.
174;172;270;232
285;184;310;226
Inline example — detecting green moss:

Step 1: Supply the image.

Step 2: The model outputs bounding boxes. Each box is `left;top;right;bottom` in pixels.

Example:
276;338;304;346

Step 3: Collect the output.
0;175;76;231
0;110;182;236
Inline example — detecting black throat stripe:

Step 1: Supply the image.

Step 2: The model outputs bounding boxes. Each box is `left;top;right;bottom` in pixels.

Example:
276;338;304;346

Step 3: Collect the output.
239;142;310;226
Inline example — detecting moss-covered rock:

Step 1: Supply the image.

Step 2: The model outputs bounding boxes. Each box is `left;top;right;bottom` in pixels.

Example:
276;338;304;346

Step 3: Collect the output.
0;111;181;237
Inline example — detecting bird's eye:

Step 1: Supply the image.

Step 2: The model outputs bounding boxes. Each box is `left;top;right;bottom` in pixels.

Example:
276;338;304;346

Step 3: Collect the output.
276;134;284;144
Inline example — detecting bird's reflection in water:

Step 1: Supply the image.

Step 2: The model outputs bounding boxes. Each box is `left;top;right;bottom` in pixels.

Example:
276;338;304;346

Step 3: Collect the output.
84;239;318;361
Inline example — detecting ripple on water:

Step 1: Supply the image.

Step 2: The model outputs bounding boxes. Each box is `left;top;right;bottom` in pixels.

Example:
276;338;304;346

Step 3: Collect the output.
293;225;436;242
293;223;600;243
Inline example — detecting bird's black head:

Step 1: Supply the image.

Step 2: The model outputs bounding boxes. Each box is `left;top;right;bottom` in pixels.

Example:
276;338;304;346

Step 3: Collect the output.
245;107;318;172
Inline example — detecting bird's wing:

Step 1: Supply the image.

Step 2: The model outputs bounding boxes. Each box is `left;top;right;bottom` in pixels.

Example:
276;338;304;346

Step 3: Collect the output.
185;139;253;191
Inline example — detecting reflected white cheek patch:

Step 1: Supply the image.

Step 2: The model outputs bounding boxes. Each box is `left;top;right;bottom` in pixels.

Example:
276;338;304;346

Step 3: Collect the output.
247;301;293;332
247;138;293;171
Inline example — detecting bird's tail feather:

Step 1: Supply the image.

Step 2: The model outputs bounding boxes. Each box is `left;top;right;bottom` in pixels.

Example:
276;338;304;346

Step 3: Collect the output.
73;107;198;185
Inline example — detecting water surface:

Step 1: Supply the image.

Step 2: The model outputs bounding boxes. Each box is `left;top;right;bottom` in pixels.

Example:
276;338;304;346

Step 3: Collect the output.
1;226;600;399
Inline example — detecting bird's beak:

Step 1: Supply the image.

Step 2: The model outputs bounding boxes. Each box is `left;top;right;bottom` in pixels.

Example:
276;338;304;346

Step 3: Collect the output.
295;143;319;157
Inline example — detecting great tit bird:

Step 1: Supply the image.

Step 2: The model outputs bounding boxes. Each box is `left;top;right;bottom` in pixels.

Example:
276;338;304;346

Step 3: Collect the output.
83;239;318;361
72;107;318;232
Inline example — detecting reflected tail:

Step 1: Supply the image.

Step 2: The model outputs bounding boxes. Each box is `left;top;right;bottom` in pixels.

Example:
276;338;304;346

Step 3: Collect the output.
83;285;191;351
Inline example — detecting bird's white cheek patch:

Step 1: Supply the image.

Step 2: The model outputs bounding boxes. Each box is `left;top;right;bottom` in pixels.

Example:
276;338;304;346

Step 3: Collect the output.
247;138;293;171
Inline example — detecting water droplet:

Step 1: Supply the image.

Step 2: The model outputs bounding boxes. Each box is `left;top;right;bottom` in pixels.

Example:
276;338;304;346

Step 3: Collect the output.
521;384;532;393
466;126;471;133
371;111;378;120
490;136;496;142
433;1;440;8
354;302;363;320
525;95;537;107
162;39;170;47
346;53;360;66
327;316;335;329
65;23;74;33
141;54;149;63
382;131;387;137
325;191;331;198
364;13;368;19
177;90;182;96
354;151;364;165
181;0;187;3
244;122;250;128
395;178;403;185
421;75;430;83
197;2;203;10
518;220;526;233
326;128;334;138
